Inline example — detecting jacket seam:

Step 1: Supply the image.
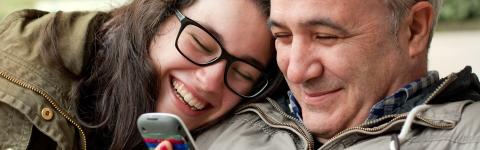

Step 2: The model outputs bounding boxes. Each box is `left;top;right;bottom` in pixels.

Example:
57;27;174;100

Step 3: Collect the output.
407;138;480;144
0;10;24;36
0;54;69;109
232;113;281;136
0;52;64;93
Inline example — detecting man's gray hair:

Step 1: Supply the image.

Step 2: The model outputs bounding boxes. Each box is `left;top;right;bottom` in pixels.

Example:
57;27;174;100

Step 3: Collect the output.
386;0;443;49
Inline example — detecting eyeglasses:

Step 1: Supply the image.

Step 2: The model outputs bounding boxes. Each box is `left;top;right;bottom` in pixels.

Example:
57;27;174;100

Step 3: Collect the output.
174;9;270;99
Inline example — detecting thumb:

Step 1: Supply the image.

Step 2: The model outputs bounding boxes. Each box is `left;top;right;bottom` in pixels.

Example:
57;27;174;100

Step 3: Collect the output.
155;140;173;150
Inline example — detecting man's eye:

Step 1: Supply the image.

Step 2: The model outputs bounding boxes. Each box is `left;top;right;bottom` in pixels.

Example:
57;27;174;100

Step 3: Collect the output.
314;34;338;40
313;34;339;46
273;33;291;39
273;32;293;45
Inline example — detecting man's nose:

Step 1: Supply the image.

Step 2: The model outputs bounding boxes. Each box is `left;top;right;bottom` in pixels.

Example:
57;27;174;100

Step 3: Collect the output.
285;38;323;84
195;61;226;93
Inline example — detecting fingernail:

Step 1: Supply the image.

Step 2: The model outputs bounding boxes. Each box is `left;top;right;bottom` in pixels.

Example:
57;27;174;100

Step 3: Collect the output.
160;145;168;150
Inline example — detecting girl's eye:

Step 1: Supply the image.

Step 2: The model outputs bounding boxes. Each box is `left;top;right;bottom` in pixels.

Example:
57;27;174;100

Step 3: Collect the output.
192;35;214;54
233;68;254;82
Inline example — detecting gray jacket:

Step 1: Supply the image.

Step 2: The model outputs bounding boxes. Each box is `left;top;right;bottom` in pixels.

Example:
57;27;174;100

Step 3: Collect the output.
195;97;314;150
195;67;480;150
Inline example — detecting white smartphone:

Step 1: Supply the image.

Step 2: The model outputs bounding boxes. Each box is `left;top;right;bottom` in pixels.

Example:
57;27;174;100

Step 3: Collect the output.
137;113;198;150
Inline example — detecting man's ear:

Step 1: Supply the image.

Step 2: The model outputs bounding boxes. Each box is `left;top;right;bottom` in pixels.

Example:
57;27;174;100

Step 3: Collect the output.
404;1;434;58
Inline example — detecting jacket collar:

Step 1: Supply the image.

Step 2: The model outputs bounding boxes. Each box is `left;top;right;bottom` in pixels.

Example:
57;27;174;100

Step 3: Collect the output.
429;66;480;104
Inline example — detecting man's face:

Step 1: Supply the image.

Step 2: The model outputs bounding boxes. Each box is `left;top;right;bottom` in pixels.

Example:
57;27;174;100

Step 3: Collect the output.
271;0;411;140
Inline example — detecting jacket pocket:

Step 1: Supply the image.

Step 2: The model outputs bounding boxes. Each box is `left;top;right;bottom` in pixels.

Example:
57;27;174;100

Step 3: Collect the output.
0;101;32;150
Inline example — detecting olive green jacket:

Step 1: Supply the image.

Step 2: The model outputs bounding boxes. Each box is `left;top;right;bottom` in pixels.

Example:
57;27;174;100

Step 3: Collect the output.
0;10;101;150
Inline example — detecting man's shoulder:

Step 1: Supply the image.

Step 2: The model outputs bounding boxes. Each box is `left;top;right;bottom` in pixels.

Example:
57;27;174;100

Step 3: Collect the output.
414;101;480;146
347;101;480;150
456;101;480;129
197;101;293;138
426;100;480;130
195;110;299;150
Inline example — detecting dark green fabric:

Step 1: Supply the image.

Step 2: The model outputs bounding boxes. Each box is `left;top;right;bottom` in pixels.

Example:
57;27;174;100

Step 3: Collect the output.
0;9;102;150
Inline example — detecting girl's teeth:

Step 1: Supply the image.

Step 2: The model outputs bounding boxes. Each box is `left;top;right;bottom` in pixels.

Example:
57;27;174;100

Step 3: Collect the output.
184;93;192;101
173;80;207;110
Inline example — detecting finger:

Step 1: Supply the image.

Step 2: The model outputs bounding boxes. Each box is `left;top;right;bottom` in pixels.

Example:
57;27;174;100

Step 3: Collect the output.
155;140;173;150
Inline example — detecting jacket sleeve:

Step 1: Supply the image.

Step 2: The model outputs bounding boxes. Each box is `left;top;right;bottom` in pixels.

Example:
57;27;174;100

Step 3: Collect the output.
0;9;101;150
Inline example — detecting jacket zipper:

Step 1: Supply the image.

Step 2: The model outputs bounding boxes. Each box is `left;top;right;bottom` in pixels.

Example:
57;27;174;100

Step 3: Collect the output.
424;73;457;104
266;97;315;149
0;71;87;150
236;98;315;150
319;73;457;150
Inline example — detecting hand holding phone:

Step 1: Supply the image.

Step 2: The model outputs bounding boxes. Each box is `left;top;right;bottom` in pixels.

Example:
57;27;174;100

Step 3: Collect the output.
157;140;173;150
137;113;198;150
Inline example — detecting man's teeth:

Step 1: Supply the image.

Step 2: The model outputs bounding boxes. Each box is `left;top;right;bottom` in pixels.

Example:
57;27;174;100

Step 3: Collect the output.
173;80;206;110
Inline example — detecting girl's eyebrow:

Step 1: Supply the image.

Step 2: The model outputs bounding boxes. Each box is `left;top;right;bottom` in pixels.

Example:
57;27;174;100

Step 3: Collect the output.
200;23;225;44
241;56;266;69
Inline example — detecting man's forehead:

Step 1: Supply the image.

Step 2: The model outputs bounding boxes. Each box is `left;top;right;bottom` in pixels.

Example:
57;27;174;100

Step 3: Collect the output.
271;0;344;22
270;0;388;29
271;0;385;16
270;1;342;29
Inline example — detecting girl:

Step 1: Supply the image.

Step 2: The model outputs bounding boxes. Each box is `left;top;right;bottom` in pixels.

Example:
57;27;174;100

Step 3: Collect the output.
0;0;280;149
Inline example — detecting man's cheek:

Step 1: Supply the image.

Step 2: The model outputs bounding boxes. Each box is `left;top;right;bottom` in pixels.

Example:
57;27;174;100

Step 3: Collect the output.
276;53;289;74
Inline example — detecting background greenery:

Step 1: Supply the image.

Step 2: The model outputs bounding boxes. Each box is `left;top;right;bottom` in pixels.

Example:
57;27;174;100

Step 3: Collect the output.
0;0;35;20
437;0;480;30
439;0;480;21
1;0;480;30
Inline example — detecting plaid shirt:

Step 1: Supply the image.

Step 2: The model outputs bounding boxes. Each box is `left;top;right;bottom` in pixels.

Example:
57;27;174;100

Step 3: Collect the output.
287;91;303;121
367;71;439;120
287;71;440;121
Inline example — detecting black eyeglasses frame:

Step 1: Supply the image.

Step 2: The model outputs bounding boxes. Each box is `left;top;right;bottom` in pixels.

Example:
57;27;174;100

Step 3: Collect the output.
173;9;270;99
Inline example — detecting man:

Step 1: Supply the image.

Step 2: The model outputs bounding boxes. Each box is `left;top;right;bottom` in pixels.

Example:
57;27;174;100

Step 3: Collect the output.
269;0;480;149
194;0;480;149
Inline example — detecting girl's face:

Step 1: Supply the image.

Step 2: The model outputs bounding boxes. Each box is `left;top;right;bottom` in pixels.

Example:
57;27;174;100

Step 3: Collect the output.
149;0;273;130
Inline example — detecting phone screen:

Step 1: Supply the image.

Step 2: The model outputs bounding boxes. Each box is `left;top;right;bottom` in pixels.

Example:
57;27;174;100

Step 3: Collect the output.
137;113;198;150
141;131;189;150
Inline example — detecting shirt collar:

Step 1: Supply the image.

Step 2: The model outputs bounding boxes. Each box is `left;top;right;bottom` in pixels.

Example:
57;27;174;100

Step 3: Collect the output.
287;91;303;121
367;71;439;120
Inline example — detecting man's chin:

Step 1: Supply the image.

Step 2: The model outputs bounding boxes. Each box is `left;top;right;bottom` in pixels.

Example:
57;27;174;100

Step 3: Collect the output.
303;113;346;141
309;126;340;143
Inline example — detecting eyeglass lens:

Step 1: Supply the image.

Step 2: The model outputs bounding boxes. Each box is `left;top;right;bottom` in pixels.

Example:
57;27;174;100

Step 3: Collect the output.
176;24;268;97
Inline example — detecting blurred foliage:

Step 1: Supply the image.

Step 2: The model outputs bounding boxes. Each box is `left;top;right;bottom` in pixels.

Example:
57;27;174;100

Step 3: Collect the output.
0;0;35;20
439;0;480;22
1;0;480;29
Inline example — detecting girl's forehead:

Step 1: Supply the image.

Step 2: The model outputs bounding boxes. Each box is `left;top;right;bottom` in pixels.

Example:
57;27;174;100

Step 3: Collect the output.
184;0;273;66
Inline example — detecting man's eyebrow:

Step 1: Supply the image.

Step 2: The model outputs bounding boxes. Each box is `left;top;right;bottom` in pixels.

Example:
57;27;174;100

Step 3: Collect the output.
303;18;349;35
269;18;349;35
268;19;286;29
